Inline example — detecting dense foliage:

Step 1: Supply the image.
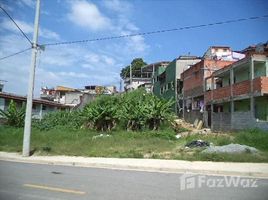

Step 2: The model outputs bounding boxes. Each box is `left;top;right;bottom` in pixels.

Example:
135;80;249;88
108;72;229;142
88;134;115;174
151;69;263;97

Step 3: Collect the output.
0;100;25;127
119;90;175;131
83;95;119;131
36;89;175;132
34;110;84;131
120;58;147;79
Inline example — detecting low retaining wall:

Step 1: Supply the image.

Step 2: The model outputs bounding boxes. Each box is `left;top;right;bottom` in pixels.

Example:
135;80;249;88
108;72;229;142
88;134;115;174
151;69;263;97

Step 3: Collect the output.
232;112;268;131
210;111;268;131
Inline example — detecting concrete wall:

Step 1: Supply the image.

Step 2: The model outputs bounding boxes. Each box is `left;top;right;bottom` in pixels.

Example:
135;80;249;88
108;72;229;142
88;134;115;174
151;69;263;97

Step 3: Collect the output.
222;74;230;87
176;59;201;79
210;111;268;131
65;92;82;105
212;112;231;131
234;99;250;112
234;64;250;83
231;111;268;131
76;93;96;109
184;110;203;124
254;61;266;78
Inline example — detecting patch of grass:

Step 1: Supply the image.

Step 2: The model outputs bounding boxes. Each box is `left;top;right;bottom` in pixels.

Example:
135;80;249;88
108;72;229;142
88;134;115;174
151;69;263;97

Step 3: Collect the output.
194;152;268;163
233;129;268;152
0;126;176;157
0;126;24;152
1;126;268;162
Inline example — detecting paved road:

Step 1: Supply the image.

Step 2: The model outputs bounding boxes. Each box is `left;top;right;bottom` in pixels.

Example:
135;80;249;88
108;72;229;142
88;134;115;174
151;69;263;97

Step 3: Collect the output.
0;160;267;200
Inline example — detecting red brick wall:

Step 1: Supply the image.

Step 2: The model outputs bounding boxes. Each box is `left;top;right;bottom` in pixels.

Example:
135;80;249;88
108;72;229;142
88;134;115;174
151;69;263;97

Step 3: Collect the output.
213;86;231;100
261;77;268;93
254;77;268;94
182;59;234;98
233;80;250;96
182;60;204;93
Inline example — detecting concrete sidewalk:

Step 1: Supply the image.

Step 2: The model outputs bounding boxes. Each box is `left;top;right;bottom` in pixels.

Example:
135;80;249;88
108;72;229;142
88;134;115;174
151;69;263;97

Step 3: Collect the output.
1;151;268;178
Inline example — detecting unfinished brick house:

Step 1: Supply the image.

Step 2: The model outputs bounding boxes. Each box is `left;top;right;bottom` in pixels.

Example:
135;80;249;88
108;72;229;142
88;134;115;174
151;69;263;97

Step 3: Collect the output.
181;59;235;124
204;54;268;131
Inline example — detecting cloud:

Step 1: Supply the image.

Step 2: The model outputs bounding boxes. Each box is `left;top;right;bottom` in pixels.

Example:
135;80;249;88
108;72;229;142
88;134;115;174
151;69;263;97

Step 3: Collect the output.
65;0;149;55
0;0;150;97
103;0;132;14
0;19;60;41
83;53;116;66
57;71;89;78
68;0;111;31
17;0;35;8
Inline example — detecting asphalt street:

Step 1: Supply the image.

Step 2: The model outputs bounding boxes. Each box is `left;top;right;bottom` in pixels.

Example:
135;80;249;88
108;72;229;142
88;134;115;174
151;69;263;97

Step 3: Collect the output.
0;160;267;200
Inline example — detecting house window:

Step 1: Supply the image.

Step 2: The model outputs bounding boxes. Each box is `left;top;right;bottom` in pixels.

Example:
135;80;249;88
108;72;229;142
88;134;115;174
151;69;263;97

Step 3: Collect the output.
42;105;47;110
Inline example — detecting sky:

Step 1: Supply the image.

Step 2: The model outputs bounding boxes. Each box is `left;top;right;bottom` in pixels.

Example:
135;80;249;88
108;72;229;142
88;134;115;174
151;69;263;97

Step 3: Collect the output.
0;0;268;96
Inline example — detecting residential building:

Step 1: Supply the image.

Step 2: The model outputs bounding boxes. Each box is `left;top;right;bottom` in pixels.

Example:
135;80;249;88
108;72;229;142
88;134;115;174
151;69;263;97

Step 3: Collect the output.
153;56;201;115
240;42;268;57
141;61;170;93
40;86;76;104
41;85;117;108
204;54;268;131
83;85;117;95
181;46;245;124
123;72;153;92
0;92;70;120
181;59;235;123
203;46;245;61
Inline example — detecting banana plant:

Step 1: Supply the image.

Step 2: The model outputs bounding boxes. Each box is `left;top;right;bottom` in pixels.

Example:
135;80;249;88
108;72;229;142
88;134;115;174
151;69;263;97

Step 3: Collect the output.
144;95;175;130
0;100;25;127
83;95;119;131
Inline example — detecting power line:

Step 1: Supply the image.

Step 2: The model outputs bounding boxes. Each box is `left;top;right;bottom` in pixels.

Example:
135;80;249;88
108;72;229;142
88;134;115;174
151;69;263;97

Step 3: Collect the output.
0;48;32;61
0;6;32;45
43;14;268;47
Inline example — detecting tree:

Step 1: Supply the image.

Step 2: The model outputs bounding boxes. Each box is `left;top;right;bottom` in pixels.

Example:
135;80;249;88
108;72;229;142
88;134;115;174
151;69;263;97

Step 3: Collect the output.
0;100;26;127
120;58;147;79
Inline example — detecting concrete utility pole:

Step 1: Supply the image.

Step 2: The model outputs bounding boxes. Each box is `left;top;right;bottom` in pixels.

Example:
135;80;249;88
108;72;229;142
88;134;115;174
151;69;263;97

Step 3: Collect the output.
22;0;41;157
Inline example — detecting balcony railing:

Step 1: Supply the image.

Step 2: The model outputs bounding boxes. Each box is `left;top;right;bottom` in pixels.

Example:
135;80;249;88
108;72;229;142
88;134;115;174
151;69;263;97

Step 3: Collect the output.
233;80;250;96
205;76;268;103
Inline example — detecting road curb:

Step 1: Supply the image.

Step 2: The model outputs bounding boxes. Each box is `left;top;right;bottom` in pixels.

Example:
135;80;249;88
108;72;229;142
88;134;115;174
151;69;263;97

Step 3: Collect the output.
1;152;268;178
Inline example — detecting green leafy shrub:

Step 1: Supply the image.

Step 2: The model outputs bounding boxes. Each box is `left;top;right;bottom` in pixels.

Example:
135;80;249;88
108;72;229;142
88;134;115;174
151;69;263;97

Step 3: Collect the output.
0;100;25;127
35;89;176;132
35;110;84;131
144;94;175;130
118;89;148;131
118;89;175;131
83;95;119;131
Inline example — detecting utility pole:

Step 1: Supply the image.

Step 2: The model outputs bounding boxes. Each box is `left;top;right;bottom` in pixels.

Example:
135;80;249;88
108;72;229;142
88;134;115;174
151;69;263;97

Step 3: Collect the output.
22;0;41;157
